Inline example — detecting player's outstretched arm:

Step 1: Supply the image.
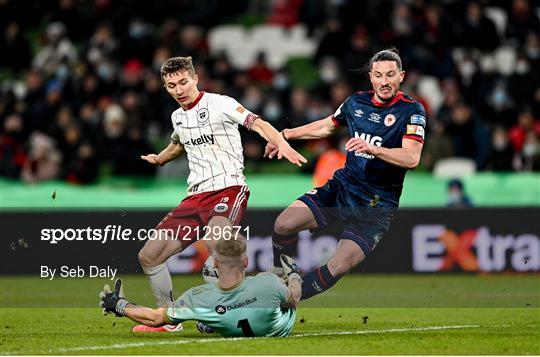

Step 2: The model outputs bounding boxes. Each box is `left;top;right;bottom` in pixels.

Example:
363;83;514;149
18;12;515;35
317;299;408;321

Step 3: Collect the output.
99;279;166;326
283;117;337;140
264;117;337;159
123;306;167;327
286;273;302;308
251;118;307;167
141;142;184;166
345;137;423;169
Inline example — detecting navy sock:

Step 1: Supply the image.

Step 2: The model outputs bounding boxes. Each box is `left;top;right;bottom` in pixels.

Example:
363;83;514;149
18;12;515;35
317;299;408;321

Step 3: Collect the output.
272;231;298;267
301;264;342;300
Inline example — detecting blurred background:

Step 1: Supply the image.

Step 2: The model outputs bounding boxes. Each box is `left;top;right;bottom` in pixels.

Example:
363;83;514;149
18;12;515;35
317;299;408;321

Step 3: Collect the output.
0;0;539;277
0;0;539;208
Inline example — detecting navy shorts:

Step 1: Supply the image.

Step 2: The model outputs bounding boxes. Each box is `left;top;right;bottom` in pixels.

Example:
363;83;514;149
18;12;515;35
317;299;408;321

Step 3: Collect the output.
298;178;396;256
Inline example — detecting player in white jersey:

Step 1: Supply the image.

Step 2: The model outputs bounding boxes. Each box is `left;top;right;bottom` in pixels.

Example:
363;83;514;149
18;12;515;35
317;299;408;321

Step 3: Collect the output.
137;57;306;315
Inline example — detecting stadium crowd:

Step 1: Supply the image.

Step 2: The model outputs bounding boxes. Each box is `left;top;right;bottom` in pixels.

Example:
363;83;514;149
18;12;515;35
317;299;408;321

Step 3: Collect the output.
1;0;539;184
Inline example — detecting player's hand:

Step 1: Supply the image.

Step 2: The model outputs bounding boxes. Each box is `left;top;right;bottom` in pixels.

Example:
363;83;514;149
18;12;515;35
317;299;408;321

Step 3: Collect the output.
141;154;161;165
99;279;127;317
280;254;302;283
264;143;279;159
276;142;307;167
345;138;379;156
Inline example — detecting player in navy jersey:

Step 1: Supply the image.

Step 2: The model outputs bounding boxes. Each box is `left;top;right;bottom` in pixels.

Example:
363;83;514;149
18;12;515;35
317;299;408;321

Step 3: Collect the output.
264;48;426;299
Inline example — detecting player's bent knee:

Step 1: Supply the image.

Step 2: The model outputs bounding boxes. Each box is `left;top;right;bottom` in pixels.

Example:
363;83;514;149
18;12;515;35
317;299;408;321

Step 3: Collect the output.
138;249;154;267
274;217;294;235
274;211;303;235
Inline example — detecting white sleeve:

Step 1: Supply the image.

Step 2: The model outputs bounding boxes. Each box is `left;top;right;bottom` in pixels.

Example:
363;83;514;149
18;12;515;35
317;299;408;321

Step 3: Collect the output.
169;112;180;144
220;95;259;130
170;130;180;144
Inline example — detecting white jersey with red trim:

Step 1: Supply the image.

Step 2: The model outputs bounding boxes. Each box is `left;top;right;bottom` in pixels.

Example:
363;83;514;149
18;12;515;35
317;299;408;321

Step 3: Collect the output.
170;91;258;195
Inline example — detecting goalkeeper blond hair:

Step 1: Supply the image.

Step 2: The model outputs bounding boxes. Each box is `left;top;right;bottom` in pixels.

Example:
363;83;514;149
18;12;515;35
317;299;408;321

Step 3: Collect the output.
214;239;247;267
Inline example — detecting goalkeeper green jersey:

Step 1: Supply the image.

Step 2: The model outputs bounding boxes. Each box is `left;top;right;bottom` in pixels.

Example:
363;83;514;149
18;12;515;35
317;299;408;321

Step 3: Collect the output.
165;273;296;337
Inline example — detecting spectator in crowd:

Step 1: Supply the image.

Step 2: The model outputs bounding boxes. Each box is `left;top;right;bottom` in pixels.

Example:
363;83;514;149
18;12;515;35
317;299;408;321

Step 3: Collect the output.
487;126;515;171
446;179;473;208
21;133;61;183
508;53;536;109
0;114;27;178
2;0;540;187
436;79;462;124
32;22;78;78
0;21;31;73
286;88;311;128
312;135;347;187
458;2;500;52
267;0;303;27
506;0;540;45
248;52;274;86
86;22;119;69
421;120;454;171
520;131;540;170
509;109;540;154
315;18;348;63
343;26;372;87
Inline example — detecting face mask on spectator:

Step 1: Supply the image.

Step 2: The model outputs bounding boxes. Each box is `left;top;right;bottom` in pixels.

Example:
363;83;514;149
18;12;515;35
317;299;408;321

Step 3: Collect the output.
129;22;146;39
493;136;508;151
523;142;539;157
320;64;339;83
263;102;282;122
525;46;539;60
515;60;530;75
56;64;70;81
449;191;463;203
491;86;510;109
97;63;114;81
459;61;476;79
273;73;289;90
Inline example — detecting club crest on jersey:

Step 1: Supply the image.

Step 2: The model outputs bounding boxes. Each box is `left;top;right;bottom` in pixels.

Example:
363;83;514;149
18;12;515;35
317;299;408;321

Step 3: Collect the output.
384;114;396;126
214;203;229;213
197;108;210;125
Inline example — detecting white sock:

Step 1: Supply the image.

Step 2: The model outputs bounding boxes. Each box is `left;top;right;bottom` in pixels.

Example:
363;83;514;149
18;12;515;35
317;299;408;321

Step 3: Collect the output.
142;263;173;307
268;266;285;276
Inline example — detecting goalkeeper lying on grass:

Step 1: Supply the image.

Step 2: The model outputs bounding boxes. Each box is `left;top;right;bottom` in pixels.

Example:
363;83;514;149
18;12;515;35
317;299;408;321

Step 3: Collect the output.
100;239;302;337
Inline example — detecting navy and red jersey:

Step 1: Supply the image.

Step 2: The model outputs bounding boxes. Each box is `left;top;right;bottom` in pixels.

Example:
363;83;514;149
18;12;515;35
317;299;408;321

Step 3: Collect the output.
330;91;427;207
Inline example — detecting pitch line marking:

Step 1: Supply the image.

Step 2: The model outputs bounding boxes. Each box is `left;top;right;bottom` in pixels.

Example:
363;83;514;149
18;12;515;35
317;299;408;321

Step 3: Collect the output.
0;324;487;355
43;324;482;353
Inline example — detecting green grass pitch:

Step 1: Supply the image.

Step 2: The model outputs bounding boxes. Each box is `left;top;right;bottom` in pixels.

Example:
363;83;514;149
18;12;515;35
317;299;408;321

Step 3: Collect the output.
1;274;539;355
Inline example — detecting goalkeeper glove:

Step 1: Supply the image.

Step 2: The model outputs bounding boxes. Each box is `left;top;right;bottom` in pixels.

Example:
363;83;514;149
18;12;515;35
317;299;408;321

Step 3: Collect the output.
280;254;303;284
99;279;130;317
